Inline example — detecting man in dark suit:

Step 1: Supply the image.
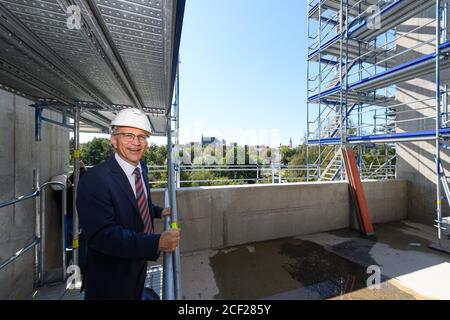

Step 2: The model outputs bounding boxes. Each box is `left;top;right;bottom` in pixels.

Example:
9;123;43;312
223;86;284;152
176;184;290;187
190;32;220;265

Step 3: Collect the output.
76;108;180;300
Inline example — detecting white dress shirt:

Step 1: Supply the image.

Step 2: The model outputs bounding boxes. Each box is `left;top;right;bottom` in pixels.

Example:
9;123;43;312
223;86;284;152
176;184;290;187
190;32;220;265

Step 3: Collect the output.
114;153;148;198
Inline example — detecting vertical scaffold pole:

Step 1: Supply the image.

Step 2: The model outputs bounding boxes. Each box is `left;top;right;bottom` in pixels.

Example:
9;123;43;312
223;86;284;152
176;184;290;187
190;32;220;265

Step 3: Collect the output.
34;102;43;142
317;1;322;179
306;0;310;182
162;188;174;300
33;168;40;288
338;0;344;181
444;1;449;127
167;117;182;300
436;0;443;241
344;0;349;179
256;163;260;184
40;182;46;284
385;105;389;180
73;106;80;267
444;84;448;126
174;62;181;188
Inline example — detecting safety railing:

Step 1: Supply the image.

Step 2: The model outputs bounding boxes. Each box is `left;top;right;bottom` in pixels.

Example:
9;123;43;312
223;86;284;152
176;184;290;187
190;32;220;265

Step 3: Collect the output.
0;169;67;288
146;164;310;186
145;163;395;186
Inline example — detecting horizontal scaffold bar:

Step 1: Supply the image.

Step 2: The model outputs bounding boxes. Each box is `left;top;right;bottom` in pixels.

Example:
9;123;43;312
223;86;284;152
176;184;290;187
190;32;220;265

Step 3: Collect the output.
308;0;433;61
308;128;450;145
308;40;450;103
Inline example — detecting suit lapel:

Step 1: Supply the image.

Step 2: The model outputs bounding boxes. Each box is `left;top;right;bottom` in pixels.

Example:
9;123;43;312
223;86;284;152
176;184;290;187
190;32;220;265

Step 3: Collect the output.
108;156;141;219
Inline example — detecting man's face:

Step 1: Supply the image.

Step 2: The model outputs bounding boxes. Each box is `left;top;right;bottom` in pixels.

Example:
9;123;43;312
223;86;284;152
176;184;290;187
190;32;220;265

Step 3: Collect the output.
110;126;149;166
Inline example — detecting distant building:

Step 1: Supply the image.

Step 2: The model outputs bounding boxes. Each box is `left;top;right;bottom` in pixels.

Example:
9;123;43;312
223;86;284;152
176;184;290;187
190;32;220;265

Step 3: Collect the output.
201;135;226;147
279;138;293;148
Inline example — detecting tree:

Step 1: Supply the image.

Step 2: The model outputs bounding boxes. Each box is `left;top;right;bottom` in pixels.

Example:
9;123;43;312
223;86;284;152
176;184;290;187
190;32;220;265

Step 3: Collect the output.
80;138;113;166
142;143;167;166
187;170;233;187
280;145;297;165
142;143;168;188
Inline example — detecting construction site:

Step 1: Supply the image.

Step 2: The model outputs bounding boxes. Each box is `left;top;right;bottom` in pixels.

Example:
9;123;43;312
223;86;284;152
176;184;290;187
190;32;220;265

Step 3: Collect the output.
2;0;450;301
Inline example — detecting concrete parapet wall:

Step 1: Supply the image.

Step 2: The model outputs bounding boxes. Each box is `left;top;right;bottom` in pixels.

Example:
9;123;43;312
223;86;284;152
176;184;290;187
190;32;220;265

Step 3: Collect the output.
0;89;69;299
152;180;408;253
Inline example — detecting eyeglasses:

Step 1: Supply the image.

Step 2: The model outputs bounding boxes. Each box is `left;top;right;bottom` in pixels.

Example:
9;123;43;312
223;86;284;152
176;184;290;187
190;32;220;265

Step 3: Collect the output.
114;132;149;143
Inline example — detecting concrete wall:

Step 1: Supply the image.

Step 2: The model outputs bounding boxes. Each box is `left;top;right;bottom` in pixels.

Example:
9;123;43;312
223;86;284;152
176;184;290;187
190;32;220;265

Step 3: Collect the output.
0;89;69;299
396;5;450;224
151;180;408;253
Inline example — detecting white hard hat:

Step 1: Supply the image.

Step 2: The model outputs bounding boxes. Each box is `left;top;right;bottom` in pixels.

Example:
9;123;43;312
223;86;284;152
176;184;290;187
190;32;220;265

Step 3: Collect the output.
110;108;152;133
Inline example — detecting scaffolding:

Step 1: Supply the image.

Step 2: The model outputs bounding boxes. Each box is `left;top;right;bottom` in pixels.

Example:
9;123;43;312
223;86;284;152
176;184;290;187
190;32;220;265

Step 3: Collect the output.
306;0;450;245
0;0;186;299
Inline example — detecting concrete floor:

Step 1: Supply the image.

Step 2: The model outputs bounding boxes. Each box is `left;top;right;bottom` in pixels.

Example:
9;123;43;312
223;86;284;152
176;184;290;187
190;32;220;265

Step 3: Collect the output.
30;220;450;300
30;265;162;300
181;220;450;300
30;283;84;300
302;220;450;300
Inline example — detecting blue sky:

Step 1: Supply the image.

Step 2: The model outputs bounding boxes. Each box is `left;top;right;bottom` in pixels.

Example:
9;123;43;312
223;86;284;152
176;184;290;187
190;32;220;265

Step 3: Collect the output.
80;1;308;146
177;0;307;147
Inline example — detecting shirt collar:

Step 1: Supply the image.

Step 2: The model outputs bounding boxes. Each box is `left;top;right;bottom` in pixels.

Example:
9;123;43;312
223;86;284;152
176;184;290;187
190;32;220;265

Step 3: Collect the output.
114;153;142;177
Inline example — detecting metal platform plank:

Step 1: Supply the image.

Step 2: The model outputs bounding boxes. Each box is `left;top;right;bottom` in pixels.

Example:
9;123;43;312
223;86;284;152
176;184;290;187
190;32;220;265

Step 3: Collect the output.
308;0;433;64
308;37;397;68
309;0;380;19
0;0;185;134
308;40;450;103
349;0;434;42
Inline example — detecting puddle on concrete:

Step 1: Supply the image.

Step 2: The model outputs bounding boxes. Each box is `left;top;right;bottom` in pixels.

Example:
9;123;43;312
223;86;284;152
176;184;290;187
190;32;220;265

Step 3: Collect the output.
280;240;375;297
210;237;417;300
324;221;450;266
330;221;433;253
209;239;301;299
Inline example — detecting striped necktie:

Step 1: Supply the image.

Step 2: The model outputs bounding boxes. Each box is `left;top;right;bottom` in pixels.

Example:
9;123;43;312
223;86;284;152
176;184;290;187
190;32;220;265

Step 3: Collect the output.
133;167;153;233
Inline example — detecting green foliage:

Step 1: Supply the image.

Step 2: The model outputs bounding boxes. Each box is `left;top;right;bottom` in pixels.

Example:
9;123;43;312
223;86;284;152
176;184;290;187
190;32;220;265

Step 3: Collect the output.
142;143;168;166
70;136;395;187
280;145;297;165
186;171;235;187
360;145;396;167
80;138;114;166
142;143;168;188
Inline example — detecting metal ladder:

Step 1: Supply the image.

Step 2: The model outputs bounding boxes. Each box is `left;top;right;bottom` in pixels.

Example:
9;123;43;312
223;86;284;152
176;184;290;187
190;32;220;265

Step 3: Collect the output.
319;147;343;181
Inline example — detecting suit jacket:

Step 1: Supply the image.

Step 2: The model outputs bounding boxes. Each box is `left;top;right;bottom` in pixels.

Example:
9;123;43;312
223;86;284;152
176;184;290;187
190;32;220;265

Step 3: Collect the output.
76;155;163;300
